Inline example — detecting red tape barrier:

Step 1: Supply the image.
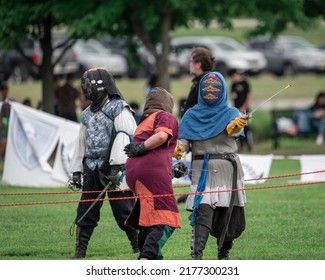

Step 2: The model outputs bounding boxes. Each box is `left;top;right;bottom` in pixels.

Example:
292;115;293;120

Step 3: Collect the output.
0;170;324;207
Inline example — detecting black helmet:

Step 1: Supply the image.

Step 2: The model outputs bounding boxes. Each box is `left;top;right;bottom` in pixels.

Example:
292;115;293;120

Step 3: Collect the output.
81;67;123;101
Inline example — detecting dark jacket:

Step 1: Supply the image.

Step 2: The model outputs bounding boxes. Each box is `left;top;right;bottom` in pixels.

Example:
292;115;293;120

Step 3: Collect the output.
181;73;206;118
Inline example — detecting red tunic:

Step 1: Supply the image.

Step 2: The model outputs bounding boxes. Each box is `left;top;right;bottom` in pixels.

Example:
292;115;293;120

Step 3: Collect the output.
125;111;180;229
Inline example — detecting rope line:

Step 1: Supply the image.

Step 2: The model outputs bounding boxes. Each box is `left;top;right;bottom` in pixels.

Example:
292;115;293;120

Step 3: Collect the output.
1;169;324;197
1;180;324;207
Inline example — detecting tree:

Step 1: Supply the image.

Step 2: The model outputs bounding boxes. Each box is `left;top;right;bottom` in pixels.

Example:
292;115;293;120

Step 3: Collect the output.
1;0;323;108
0;1;98;113
70;0;323;90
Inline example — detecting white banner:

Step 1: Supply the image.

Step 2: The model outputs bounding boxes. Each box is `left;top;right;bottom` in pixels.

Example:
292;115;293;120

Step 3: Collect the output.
300;155;325;182
239;154;273;184
172;153;273;185
2;102;80;187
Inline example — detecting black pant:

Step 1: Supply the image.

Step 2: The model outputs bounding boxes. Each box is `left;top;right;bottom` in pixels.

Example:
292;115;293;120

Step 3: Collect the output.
76;165;135;232
193;203;245;241
239;125;253;151
138;225;174;260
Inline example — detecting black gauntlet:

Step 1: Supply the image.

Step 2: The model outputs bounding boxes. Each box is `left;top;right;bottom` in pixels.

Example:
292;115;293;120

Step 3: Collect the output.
124;142;147;157
172;162;188;178
71;172;82;189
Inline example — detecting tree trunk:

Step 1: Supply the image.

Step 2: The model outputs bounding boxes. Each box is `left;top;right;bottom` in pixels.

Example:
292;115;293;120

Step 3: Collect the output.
39;17;54;114
157;9;172;92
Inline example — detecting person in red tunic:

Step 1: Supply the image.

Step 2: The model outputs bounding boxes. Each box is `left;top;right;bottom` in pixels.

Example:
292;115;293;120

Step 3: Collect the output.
124;87;185;260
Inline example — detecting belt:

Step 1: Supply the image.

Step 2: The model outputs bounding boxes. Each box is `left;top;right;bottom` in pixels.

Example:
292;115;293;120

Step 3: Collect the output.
193;153;236;161
86;157;105;160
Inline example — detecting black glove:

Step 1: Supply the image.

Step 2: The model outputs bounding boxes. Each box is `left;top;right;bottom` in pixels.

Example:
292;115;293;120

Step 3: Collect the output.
124;142;147;157
172;162;188;178
72;172;82;189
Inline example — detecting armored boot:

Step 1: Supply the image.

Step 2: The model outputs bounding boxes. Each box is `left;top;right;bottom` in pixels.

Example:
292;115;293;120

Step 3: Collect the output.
217;240;233;260
191;224;210;260
125;227;139;253
73;226;94;259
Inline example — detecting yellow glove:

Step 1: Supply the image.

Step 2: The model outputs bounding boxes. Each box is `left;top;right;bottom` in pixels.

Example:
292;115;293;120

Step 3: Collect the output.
173;143;185;160
226;116;249;135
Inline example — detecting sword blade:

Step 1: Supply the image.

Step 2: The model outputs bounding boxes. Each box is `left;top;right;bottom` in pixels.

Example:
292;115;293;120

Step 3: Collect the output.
249;84;291;117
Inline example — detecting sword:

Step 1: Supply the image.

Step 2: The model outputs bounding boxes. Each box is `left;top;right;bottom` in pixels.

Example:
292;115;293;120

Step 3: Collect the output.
69;180;114;236
247;84;291;118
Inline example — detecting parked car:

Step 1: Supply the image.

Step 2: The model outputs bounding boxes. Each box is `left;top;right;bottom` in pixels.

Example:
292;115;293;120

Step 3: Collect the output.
170;36;267;76
0;49;26;82
0;33;78;83
100;36;182;78
246;35;325;76
72;39;128;78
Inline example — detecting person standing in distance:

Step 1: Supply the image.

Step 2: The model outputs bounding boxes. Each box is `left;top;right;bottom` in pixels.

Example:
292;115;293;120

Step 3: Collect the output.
0;81;11;159
55;73;80;122
228;68;253;151
180;48;216;118
177;48;216;203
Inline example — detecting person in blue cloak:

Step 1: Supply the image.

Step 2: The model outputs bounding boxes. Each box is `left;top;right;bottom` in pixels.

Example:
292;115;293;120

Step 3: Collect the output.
179;72;250;260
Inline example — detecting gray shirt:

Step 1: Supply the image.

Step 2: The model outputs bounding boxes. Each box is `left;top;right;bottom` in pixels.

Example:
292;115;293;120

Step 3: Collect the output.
183;131;246;210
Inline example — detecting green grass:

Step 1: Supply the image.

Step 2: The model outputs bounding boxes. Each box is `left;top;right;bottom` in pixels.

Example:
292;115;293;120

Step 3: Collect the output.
2;22;325;260
9;73;325;109
0;159;324;260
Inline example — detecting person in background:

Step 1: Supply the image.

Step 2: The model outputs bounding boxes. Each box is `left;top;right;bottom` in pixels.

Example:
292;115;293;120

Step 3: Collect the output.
144;74;159;98
179;72;249;260
69;68;139;258
53;75;61;115
228;68;253;151
309;91;325;145
55;73;80;122
79;92;92;111
180;47;216;118
124;87;186;260
129;101;141;124
22;97;32;107
177;47;216;204
0;81;11;158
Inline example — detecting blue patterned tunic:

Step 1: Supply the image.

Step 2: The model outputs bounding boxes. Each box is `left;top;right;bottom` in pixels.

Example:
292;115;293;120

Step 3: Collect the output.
81;98;124;170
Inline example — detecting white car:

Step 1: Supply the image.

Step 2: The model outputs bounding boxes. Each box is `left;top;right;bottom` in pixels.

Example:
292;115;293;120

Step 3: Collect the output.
170;36;267;76
72;39;128;78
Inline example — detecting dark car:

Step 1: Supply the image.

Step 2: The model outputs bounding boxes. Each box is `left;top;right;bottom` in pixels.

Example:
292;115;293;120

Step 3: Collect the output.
72;39;128;78
100;36;182;78
0;33;78;83
246;35;325;76
0;48;28;82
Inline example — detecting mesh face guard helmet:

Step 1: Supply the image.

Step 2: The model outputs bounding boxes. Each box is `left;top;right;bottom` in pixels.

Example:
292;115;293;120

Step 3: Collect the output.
81;67;123;101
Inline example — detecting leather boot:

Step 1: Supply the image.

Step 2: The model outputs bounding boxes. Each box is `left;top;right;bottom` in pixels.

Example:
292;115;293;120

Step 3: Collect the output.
73;226;94;259
125;228;139;253
191;224;210;260
217;240;233;260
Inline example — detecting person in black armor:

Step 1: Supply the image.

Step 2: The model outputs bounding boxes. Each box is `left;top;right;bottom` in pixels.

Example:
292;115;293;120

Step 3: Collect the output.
69;67;138;258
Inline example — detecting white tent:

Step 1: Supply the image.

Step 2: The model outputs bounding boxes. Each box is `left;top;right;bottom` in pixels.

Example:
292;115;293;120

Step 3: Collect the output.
2;102;80;187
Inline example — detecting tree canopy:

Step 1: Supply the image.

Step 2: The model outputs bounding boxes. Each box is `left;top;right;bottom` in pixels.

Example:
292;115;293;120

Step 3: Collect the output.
1;0;324;112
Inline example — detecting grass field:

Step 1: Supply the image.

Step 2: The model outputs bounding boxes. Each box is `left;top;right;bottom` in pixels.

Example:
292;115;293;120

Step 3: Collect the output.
1;21;325;261
0;159;324;260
